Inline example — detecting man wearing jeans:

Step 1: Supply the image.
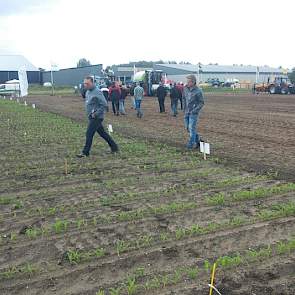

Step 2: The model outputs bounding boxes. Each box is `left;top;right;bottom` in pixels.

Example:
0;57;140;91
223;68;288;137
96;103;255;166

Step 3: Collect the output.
134;82;144;118
77;76;119;158
183;74;204;149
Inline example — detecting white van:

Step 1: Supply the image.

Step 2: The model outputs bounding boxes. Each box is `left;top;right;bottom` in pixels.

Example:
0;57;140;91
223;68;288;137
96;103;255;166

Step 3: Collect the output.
0;80;20;96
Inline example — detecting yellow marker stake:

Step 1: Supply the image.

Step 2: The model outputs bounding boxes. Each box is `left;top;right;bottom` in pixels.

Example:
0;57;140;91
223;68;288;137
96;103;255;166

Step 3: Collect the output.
209;262;217;295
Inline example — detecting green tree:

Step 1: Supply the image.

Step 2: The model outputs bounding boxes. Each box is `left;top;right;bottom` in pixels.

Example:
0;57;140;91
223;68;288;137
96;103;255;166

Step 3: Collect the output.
77;58;91;67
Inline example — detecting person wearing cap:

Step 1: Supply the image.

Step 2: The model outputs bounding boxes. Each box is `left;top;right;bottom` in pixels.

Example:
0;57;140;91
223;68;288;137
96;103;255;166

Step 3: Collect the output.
183;74;204;149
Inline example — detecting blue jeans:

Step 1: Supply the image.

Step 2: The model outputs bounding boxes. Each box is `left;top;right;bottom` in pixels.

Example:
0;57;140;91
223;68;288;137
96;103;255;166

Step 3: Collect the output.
184;113;199;148
119;100;126;114
171;99;178;116
135;99;143;118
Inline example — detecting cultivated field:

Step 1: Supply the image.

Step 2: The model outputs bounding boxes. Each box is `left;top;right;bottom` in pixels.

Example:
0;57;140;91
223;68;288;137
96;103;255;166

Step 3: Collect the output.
0;93;295;295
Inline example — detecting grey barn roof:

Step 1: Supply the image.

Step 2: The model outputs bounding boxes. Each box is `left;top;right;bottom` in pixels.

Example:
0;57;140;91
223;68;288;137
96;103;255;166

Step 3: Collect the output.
0;55;38;71
156;64;288;73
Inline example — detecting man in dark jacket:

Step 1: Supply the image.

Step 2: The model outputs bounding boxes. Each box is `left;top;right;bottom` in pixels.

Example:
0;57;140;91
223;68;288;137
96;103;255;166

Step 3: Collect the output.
183;75;204;149
119;84;127;115
170;83;181;117
156;82;167;113
77;76;118;157
177;82;184;110
109;82;121;116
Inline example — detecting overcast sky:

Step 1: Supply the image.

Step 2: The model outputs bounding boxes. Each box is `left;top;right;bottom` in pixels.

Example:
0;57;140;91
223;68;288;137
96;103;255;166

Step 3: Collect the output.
0;0;294;70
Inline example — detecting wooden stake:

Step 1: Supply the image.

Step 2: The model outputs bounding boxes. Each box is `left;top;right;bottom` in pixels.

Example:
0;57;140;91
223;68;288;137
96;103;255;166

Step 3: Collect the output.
64;159;68;175
209;263;217;295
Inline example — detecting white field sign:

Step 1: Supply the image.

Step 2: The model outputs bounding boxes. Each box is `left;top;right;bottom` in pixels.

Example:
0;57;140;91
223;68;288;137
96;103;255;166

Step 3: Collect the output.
200;141;210;160
108;124;113;133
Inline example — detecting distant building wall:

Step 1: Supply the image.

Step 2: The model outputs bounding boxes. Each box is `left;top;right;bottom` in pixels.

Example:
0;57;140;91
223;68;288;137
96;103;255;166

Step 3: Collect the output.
42;64;103;86
0;71;40;84
167;73;283;83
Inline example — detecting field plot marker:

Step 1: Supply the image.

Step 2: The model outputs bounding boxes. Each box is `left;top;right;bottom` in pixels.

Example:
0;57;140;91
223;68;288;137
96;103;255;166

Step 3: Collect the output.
200;142;210;160
108;124;113;133
64;159;68;175
24;101;27;106
32;104;36;109
208;283;222;295
209;262;217;295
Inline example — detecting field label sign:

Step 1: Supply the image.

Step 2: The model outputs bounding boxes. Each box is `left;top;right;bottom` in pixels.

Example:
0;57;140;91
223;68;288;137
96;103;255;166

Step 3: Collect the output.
200;142;210;160
200;142;210;154
108;124;113;133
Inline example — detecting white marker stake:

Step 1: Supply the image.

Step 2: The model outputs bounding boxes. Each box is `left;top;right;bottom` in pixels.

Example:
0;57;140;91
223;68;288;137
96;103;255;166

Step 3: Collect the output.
200;142;210;160
10;97;12;101
108;124;113;133
32;104;36;109
24;101;27;106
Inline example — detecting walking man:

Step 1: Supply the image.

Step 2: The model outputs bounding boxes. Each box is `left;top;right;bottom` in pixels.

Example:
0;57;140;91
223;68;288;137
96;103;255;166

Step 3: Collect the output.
119;84;127;115
77;76;119;157
109;82;121;116
170;83;180;117
183;75;204;149
156;82;167;113
134;82;144;118
177;82;184;110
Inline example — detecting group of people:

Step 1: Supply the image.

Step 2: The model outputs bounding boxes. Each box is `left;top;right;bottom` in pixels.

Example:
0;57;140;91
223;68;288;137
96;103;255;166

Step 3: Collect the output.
77;74;204;158
156;82;184;116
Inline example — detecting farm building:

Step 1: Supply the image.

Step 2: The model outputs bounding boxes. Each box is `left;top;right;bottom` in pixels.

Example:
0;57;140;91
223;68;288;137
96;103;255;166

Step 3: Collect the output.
153;64;289;84
0;55;40;84
41;64;103;86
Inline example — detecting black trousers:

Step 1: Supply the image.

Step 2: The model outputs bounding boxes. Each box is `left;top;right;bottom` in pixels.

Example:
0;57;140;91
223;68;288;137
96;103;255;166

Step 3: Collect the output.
82;117;118;155
179;97;183;110
112;99;119;115
158;97;165;113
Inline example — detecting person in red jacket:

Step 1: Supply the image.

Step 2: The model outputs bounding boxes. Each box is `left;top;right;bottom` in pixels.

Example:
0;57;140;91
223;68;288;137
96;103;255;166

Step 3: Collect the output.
176;82;184;110
109;82;121;116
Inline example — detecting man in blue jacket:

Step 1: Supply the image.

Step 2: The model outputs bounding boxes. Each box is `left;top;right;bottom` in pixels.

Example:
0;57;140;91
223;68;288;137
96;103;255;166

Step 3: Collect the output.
183;74;204;149
77;76;119;157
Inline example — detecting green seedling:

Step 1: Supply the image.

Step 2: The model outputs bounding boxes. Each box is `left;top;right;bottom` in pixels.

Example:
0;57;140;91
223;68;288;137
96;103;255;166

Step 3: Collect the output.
125;277;138;295
116;240;129;256
67;249;82;264
53;219;69;233
93;247;105;258
25;228;39;239
186;267;198;280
